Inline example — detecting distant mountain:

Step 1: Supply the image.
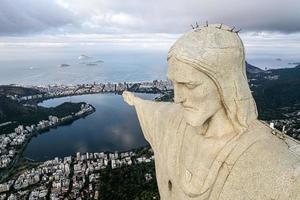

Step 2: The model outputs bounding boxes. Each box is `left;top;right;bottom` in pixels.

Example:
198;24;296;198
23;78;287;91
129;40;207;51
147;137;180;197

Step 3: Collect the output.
294;64;300;69
246;61;264;74
250;66;300;120
288;62;300;65
0;85;41;96
0;94;82;128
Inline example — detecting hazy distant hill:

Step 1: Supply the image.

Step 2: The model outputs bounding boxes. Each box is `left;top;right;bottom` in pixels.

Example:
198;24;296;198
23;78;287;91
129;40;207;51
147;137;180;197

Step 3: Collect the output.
0;85;41;96
295;64;300;69
249;67;300;120
0;95;83;134
246;61;264;74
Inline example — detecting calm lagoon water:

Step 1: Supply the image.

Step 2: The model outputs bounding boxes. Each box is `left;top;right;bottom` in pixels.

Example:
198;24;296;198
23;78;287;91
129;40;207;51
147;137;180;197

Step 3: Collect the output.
24;93;157;161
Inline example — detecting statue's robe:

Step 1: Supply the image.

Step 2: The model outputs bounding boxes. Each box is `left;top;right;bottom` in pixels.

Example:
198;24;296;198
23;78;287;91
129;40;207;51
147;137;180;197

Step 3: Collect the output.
134;99;300;200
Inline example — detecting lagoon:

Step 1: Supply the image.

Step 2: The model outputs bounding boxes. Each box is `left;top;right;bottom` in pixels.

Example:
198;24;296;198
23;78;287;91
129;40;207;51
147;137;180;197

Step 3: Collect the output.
23;93;157;161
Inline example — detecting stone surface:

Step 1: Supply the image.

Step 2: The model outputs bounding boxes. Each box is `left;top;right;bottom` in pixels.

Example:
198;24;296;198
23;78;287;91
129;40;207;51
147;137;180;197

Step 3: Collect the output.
123;24;300;200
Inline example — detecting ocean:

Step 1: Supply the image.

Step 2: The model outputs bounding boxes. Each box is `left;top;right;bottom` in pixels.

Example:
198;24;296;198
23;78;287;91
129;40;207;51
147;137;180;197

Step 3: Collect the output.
0;45;299;86
0;48;168;85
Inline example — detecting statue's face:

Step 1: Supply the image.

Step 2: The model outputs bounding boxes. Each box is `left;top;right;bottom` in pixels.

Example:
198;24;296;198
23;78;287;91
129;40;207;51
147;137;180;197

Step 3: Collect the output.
167;58;222;127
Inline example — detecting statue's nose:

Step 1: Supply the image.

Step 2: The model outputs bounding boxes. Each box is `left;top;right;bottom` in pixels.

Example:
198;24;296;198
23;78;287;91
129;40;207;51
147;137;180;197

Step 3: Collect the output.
174;85;186;104
174;96;181;104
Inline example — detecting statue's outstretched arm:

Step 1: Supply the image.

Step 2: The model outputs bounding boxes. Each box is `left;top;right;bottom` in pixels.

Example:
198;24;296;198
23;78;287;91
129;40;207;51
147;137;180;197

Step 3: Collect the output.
123;91;173;149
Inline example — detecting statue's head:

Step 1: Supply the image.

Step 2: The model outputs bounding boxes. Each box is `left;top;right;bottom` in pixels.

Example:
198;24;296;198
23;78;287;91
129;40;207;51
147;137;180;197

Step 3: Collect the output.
167;24;257;134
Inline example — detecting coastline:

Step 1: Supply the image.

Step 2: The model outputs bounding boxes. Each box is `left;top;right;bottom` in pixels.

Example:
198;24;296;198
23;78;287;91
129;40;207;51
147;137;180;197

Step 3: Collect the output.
0;82;170;182
0;104;95;182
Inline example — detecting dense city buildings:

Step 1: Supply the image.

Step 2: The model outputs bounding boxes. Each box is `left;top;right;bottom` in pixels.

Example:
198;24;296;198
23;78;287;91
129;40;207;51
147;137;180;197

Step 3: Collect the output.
0;149;154;199
10;80;173;103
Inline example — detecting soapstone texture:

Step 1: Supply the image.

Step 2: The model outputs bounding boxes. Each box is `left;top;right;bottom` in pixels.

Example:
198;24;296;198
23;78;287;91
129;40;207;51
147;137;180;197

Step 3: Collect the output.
123;24;300;200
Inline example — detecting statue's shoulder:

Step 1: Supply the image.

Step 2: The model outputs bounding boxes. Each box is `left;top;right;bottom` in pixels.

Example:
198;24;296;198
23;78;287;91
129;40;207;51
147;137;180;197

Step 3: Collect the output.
155;102;183;138
248;121;300;157
236;120;300;166
154;102;183;122
219;120;300;199
138;102;183;150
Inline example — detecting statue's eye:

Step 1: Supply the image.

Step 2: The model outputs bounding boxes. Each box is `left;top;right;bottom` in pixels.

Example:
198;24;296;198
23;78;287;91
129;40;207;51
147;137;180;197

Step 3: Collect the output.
185;83;197;89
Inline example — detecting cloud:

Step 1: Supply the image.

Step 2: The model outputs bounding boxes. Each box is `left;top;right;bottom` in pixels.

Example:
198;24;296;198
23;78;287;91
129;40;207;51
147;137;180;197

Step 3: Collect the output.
0;0;75;35
58;0;300;33
0;0;299;35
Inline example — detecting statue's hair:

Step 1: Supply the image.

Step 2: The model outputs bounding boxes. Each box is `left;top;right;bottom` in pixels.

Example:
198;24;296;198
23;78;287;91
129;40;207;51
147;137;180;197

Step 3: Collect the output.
168;24;257;135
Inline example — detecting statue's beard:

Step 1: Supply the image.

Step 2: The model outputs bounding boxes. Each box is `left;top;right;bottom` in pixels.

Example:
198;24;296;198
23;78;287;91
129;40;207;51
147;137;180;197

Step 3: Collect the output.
183;108;211;134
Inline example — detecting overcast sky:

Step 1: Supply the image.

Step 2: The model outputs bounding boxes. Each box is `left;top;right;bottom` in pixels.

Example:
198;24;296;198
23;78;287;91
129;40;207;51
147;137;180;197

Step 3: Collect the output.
1;0;300;34
0;0;299;68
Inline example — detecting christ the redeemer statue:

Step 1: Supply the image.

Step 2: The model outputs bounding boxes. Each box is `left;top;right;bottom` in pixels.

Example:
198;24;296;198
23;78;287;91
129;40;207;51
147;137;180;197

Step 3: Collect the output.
123;24;300;200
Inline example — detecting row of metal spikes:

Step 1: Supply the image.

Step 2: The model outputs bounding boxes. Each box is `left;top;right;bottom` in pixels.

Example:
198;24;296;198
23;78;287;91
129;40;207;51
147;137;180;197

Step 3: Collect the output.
191;21;242;33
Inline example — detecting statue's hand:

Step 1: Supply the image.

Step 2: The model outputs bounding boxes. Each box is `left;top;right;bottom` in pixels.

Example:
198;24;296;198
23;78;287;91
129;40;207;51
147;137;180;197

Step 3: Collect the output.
122;91;136;106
